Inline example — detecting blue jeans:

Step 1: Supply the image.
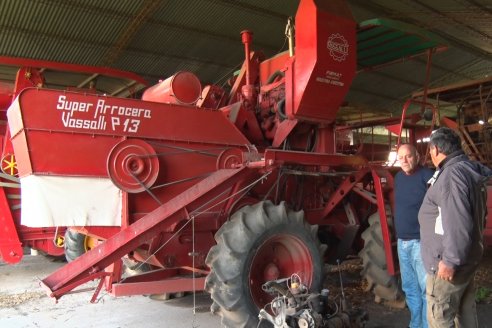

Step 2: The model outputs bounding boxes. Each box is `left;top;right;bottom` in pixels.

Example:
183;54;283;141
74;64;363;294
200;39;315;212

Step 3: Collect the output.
398;239;428;328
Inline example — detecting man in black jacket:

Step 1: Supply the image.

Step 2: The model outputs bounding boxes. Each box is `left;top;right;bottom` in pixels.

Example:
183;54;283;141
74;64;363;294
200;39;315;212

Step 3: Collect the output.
418;127;492;328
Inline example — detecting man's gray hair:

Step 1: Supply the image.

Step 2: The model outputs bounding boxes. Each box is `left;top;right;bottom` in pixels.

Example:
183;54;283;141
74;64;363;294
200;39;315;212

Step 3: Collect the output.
429;127;462;155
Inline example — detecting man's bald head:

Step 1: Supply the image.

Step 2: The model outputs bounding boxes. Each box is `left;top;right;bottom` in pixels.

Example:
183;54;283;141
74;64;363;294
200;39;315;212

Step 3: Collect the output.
397;144;420;175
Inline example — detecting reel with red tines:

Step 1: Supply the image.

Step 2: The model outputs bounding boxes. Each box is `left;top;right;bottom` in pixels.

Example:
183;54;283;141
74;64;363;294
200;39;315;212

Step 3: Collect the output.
107;139;159;193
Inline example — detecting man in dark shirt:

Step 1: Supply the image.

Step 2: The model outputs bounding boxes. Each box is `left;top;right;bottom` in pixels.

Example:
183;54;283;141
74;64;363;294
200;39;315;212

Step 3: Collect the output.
418;127;492;328
395;144;434;328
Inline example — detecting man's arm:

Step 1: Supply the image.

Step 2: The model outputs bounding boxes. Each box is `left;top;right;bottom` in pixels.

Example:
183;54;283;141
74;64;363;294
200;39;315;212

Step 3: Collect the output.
439;170;474;273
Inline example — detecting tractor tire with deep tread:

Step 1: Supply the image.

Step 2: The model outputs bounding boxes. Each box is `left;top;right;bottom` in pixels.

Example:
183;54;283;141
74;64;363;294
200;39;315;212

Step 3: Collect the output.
64;230;89;262
359;212;404;305
205;200;326;328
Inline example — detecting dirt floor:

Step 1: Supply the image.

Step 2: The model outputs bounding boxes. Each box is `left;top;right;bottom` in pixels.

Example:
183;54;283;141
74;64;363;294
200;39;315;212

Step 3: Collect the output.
325;248;492;328
1;249;492;328
0;255;220;328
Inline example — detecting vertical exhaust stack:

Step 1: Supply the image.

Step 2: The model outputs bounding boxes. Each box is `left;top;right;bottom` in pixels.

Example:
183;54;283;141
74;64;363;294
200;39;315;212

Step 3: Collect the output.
285;0;356;123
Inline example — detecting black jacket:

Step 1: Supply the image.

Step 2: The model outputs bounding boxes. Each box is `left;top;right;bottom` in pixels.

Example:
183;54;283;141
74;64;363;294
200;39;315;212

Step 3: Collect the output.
418;151;492;278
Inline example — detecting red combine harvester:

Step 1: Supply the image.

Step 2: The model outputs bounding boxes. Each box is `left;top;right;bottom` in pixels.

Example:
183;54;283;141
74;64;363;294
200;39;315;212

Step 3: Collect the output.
6;0;454;326
0;57;148;264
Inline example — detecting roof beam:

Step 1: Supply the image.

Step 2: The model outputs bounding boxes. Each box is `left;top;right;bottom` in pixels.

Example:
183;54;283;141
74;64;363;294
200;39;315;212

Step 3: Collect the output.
102;0;163;66
77;73;99;88
412;0;492;46
467;0;492;16
41;0;278;52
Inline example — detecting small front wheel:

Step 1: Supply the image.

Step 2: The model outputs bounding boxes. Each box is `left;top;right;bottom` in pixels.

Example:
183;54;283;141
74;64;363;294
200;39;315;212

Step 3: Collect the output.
64;230;97;262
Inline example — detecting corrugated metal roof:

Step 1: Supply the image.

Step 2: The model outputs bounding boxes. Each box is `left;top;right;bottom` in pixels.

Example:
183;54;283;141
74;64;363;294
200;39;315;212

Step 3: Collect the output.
0;0;490;117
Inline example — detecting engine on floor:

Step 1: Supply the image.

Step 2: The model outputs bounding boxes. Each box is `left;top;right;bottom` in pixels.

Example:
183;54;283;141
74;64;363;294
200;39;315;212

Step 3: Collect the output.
258;274;367;328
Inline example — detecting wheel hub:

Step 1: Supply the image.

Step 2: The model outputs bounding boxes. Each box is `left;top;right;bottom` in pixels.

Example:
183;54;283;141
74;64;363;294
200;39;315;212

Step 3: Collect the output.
263;263;280;281
249;234;313;309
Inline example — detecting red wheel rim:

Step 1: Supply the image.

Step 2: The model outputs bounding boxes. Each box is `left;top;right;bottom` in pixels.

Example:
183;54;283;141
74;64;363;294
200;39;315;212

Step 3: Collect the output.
248;234;313;310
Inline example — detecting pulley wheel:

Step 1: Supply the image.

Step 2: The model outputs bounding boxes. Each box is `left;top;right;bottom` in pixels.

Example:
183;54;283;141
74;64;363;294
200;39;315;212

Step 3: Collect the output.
216;148;243;170
107;139;159;193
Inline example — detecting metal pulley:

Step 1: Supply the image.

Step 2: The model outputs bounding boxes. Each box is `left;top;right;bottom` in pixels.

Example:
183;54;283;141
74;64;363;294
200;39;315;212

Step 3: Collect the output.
216;148;243;170
107;139;159;193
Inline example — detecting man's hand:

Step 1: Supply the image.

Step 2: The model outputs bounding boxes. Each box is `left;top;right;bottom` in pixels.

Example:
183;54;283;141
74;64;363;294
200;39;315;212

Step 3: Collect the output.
437;260;455;281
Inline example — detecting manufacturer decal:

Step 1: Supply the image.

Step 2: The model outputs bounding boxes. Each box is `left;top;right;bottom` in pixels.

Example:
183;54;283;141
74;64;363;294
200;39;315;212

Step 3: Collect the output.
56;95;152;133
316;70;344;87
327;33;349;62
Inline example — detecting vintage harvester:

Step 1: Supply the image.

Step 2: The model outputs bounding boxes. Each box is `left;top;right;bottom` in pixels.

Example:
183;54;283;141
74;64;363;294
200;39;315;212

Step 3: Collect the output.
0;57;148;264
7;0;449;326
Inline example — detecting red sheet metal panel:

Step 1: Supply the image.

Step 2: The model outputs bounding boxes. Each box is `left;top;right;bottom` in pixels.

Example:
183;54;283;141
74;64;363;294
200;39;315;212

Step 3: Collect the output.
7;88;251;177
0;184;22;264
286;0;356;123
10;88;250;142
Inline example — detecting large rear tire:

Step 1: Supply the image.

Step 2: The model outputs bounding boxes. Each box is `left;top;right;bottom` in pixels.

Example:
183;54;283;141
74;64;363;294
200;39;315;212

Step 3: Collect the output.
359;212;404;305
205;201;326;327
